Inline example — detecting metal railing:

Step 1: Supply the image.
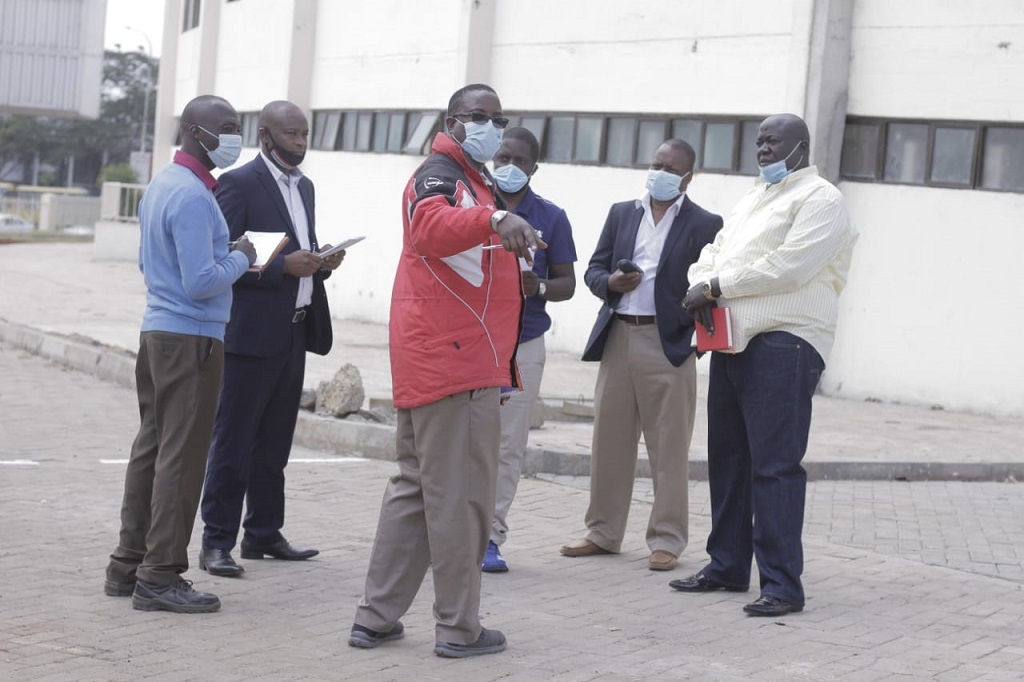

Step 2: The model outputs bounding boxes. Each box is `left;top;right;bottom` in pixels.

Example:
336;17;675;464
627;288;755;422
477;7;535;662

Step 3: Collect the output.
100;182;147;222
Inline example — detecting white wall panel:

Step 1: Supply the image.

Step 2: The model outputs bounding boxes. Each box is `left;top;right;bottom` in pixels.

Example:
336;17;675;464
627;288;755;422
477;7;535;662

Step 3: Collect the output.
849;0;1024;120
212;0;293;109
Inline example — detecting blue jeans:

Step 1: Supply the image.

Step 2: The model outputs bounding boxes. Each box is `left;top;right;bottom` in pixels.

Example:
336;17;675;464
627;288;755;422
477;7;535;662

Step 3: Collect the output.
703;332;824;605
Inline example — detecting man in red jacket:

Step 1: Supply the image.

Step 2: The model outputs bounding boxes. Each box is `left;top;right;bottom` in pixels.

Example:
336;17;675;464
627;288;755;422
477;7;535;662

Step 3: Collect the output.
348;84;544;659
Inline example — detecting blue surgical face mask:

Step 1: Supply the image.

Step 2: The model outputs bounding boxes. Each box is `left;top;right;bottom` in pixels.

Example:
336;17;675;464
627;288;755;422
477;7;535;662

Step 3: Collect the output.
759;142;804;184
492;163;530;193
197;125;243;169
458;120;503;163
646;169;689;202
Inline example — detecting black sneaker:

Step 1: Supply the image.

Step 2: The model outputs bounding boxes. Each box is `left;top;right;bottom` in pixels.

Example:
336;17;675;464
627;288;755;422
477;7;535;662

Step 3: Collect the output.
104;578;136;597
347;622;405;649
131;579;221;614
434;627;507;658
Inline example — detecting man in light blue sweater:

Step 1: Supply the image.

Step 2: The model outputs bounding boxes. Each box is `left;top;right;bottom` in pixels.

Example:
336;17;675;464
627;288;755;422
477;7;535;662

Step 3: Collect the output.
105;95;257;614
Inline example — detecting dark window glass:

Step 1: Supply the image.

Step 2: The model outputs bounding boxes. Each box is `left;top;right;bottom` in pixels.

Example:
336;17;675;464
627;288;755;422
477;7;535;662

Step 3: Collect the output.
635;120;666;166
372;112;389;151
339;112;358;150
182;0;201;31
738;120;761;175
980;127;1024;192
884;123;928;183
606;118;635;167
355;112;373;151
672;119;703;168
840;123;881;179
703;122;735;170
575;117;603;163
545;116;574;163
403;112;440;154
930;127;976;185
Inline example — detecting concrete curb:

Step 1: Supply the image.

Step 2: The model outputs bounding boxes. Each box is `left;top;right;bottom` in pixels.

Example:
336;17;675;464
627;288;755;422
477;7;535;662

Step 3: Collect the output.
4;318;1022;482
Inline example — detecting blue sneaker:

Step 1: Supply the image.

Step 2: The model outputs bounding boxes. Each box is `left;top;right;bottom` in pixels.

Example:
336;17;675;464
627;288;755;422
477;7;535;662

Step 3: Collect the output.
481;541;508;573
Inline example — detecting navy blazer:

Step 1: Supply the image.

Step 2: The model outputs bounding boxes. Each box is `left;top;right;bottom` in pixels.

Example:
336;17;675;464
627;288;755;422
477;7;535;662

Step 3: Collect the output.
582;196;722;367
217;155;333;358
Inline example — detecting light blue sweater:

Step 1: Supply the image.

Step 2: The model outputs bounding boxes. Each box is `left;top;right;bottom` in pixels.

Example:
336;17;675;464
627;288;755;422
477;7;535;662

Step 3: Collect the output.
138;163;249;340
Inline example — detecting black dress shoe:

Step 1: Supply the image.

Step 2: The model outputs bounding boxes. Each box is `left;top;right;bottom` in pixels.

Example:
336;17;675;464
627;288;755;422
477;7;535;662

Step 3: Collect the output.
132;579;220;614
199;548;245;577
743;594;803;617
240;538;319;561
669;571;749;593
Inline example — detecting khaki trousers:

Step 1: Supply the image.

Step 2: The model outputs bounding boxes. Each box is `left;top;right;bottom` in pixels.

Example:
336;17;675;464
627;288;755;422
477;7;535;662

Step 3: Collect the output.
107;332;224;586
492;336;546;546
355;388;499;645
584;320;696;556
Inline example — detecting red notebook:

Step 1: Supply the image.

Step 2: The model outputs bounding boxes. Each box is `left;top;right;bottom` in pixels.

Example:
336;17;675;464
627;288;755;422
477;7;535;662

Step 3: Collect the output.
695;306;734;352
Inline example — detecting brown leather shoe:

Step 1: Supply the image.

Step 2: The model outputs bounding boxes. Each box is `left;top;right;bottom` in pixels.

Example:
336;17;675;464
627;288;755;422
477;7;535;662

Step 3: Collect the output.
560;539;613;557
648;550;678;571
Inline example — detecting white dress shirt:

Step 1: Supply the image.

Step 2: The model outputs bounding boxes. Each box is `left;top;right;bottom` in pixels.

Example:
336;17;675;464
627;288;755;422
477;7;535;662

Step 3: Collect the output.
688;166;857;361
260;152;313;308
618;191;686;316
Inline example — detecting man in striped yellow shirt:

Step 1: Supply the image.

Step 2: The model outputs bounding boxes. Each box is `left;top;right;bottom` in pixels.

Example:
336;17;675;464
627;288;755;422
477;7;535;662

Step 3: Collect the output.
672;114;857;618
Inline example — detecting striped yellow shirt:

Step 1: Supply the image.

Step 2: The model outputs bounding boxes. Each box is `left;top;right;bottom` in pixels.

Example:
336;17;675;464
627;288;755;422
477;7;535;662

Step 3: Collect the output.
688;166;857;362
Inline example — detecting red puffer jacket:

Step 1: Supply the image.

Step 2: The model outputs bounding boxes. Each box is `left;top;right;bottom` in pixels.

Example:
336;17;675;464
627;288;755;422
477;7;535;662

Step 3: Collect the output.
389;133;523;409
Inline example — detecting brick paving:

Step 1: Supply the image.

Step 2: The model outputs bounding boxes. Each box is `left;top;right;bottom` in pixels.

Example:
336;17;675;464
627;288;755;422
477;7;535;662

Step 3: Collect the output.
3;346;1024;681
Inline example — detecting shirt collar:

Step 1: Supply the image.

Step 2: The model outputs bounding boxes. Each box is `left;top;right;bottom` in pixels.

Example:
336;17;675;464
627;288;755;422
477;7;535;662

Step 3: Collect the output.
173;149;218;192
636;191;687;213
260;150;303;184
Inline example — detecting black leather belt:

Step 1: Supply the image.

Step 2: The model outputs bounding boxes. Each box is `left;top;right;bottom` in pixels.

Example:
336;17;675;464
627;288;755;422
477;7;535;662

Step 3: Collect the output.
292;307;309;323
615;313;656;326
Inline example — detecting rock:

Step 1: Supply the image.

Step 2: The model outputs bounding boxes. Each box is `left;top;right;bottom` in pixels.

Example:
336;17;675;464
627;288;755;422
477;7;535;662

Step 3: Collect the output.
315;364;366;417
299;388;317;411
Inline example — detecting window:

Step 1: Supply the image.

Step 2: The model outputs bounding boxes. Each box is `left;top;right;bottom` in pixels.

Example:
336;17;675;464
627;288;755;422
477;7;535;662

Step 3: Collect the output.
372;112;389;152
545;116;575;163
703;122;735;171
519;116;547;151
605;118;636;167
884;123;928;184
635;120;667;166
311;111;340;151
403;112;440;154
930;127;976;186
840;123;881;179
841;118;1022;193
182;0;201;31
981;127;1024;192
339;112;358;150
575;117;604;163
738;120;761;175
241;112;260;148
355;112;373;152
671;119;703;163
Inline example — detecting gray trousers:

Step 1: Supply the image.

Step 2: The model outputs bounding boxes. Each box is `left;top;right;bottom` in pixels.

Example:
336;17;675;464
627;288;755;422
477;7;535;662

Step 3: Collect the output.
107;331;224;586
354;387;500;645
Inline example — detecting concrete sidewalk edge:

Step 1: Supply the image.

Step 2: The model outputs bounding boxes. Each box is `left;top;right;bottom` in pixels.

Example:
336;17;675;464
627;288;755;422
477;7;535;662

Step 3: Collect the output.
4;318;1021;482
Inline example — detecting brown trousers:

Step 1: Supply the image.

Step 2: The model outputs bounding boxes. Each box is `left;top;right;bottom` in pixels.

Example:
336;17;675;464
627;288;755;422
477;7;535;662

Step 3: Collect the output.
107;331;224;586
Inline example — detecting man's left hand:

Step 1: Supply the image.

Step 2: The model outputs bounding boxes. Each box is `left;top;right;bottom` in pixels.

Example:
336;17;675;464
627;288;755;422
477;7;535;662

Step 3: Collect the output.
521;270;540;296
318;246;345;271
682;282;713;313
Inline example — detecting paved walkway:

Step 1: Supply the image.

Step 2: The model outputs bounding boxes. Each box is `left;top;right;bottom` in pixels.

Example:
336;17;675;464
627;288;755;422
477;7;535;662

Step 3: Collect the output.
1;345;1023;681
2;242;1024;679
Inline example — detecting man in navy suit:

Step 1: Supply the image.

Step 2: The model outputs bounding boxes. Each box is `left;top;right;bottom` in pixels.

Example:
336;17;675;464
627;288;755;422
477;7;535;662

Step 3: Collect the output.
198;100;344;577
560;139;721;572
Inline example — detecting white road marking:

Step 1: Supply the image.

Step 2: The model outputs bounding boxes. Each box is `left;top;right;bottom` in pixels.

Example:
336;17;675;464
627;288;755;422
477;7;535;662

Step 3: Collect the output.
0;459;39;466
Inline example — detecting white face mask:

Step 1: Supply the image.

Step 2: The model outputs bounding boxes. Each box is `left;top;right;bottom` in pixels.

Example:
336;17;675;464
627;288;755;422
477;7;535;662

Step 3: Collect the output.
458;121;504;163
197;125;243;169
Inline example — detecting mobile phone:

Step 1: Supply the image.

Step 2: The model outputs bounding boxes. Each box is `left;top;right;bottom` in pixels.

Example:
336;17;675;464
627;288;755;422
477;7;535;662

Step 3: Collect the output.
616;258;644;276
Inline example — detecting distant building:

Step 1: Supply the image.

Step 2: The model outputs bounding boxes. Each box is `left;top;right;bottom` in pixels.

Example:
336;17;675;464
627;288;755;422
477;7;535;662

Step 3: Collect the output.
0;0;107;118
154;0;1024;415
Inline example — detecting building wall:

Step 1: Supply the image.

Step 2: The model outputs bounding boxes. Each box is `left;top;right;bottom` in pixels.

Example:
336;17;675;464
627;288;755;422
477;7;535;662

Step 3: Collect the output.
156;0;1024;415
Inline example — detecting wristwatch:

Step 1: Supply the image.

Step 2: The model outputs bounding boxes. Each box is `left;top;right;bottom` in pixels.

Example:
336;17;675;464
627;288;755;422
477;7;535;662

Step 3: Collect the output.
702;281;716;301
538;281;547;298
490;210;508;232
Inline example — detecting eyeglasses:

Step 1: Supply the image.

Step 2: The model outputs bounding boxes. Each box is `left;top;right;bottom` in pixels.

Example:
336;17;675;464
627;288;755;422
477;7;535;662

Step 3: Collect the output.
451;112;510;129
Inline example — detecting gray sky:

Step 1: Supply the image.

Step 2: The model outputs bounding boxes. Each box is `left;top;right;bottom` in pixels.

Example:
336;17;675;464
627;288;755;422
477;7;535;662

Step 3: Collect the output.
104;0;164;57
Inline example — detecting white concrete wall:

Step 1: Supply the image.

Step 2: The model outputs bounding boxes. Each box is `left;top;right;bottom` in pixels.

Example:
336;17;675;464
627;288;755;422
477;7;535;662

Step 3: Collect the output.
849;0;1024;120
826;182;1024;415
213;0;294;109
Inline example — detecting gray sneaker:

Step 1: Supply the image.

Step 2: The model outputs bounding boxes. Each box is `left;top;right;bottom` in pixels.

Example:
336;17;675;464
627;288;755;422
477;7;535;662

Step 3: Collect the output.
434;627;507;658
348;622;405;649
131;579;221;614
